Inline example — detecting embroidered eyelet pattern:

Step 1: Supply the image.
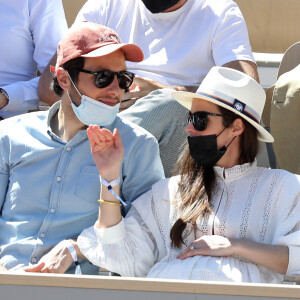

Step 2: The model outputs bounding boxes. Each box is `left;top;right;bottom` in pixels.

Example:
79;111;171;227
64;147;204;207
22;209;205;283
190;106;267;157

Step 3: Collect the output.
259;170;280;242
239;168;263;238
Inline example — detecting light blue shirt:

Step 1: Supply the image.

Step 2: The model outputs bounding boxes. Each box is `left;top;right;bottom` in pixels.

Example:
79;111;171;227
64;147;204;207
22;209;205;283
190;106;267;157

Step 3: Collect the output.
0;102;164;272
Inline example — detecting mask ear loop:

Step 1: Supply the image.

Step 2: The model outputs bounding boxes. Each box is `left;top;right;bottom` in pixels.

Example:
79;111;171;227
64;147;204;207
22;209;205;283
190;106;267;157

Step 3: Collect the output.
225;135;236;148
66;71;83;107
217;127;236;151
217;127;227;137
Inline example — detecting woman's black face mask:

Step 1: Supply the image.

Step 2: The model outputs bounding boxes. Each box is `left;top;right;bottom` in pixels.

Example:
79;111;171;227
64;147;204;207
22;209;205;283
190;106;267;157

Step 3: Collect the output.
188;128;236;168
188;134;227;168
141;0;180;13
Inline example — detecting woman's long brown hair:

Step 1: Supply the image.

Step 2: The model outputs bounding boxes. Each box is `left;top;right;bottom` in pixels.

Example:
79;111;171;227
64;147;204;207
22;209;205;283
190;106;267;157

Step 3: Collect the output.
170;107;259;247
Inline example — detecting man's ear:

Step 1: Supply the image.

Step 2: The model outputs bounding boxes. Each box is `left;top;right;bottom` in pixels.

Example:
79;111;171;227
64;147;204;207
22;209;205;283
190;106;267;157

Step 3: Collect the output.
56;68;71;90
232;118;245;137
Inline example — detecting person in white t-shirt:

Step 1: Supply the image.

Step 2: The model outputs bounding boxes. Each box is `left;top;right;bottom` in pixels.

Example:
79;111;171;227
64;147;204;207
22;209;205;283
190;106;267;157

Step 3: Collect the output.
38;0;258;177
77;67;300;283
0;0;67;119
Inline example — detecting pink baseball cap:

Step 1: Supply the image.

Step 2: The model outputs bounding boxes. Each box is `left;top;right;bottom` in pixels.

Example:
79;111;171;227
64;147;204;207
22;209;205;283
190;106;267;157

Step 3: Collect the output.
55;22;144;69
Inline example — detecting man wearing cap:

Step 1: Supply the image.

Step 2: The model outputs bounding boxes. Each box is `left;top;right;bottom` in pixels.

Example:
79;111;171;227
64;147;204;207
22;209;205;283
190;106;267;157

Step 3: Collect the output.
0;22;164;274
38;0;258;178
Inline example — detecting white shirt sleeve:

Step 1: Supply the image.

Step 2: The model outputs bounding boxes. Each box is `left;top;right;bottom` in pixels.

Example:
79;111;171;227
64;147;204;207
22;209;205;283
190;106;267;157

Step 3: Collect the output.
271;173;300;275
2;0;67;114
212;2;255;66
78;190;161;277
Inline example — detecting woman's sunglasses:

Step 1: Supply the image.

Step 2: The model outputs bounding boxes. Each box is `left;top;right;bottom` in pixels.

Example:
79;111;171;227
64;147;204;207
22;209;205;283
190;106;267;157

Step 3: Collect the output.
75;69;135;90
188;111;223;131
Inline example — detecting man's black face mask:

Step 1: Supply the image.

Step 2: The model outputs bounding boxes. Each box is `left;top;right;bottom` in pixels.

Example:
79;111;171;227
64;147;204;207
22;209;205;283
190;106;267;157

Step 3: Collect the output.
141;0;181;13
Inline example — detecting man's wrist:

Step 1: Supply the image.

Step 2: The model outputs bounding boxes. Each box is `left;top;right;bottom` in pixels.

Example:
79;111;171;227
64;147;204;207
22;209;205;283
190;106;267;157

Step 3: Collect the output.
100;173;121;183
0;88;9;109
64;240;82;274
67;239;84;259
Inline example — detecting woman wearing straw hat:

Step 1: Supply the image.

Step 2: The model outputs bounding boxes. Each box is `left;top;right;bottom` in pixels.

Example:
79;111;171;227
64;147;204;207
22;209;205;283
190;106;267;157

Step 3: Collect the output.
78;67;300;283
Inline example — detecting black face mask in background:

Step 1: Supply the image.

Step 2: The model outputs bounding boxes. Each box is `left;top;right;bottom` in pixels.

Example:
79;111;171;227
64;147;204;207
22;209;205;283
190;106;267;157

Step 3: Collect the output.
141;0;180;13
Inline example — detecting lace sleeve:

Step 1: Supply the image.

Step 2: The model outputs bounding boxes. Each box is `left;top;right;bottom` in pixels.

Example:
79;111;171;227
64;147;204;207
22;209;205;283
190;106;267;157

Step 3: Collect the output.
78;191;161;277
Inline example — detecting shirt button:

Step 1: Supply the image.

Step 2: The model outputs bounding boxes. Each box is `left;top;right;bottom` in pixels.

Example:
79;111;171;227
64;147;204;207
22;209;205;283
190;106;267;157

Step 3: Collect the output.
50;208;56;213
57;176;61;182
40;233;46;238
66;146;71;152
32;257;37;263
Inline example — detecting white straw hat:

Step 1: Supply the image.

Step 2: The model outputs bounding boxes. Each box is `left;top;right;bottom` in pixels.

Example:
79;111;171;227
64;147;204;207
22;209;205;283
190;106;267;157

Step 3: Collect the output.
172;66;274;143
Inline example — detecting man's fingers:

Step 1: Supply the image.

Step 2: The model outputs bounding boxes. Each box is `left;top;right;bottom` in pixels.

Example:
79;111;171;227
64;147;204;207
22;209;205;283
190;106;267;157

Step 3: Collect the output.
122;90;143;101
23;262;45;273
113;128;124;152
40;266;61;273
87;127;96;148
93;126;113;143
127;90;146;99
39;261;70;274
173;85;187;91
100;128;114;143
120;98;139;110
88;125;106;144
132;75;148;85
120;99;133;110
122;91;134;101
0;265;8;272
87;125;103;145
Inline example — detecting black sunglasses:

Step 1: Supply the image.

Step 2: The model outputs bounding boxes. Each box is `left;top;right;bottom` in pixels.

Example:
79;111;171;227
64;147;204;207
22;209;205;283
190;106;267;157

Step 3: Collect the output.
188;111;223;131
75;69;135;90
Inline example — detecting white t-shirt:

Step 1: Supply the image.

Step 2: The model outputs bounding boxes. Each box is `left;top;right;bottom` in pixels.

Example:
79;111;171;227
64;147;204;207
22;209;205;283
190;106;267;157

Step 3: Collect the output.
76;0;255;87
0;0;68;118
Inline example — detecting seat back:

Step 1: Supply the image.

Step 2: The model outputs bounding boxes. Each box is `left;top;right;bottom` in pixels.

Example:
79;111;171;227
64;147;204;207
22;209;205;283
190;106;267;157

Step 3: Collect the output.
270;64;300;173
266;42;300;172
263;42;300;127
261;42;300;170
277;42;300;78
62;0;87;27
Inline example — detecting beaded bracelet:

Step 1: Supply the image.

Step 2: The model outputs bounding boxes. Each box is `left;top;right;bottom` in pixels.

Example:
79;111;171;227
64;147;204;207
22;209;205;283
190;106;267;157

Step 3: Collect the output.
98;199;122;206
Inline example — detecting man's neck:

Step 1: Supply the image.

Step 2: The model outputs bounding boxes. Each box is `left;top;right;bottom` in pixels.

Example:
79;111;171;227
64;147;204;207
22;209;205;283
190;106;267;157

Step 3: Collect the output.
163;0;187;12
51;98;86;142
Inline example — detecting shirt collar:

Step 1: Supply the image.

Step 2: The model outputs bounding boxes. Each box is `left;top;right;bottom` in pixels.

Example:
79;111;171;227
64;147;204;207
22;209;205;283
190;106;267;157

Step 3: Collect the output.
140;0;194;22
46;101;88;146
213;159;257;181
46;101;61;128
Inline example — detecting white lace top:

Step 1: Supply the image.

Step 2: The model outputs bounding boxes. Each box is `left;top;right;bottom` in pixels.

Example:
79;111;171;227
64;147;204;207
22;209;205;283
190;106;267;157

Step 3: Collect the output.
78;161;300;282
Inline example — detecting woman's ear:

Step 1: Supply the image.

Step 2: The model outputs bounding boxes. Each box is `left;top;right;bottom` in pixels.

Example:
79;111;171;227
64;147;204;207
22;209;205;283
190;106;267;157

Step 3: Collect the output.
232;118;245;137
56;68;71;91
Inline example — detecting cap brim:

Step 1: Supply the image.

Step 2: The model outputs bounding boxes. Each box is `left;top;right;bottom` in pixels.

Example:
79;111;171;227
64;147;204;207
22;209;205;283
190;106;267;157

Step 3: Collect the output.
81;43;144;62
172;91;274;143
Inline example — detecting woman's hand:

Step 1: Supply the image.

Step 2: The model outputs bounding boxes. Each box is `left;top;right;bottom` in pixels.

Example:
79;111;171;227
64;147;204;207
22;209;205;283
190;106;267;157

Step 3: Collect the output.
87;125;124;180
177;235;235;260
177;235;289;274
